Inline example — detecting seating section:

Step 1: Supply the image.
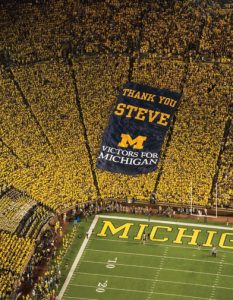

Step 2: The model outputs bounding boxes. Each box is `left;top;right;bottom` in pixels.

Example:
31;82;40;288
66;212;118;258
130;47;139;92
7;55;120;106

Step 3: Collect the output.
141;1;204;58
0;1;231;63
0;1;71;63
0;5;232;211
71;1;141;54
0;232;35;298
217;120;233;206
0;189;37;233
0;67;54;167
0;271;15;300
141;2;232;61
0;1;232;211
0;187;55;297
11;61;97;210
156;63;232;205
0;232;34;274
199;9;232;61
0;138;22;184
132;59;185;94
0;188;54;237
17;204;54;239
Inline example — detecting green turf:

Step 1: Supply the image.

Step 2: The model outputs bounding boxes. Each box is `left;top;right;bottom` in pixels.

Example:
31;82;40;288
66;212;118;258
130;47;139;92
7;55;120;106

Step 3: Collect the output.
61;215;233;300
58;217;94;289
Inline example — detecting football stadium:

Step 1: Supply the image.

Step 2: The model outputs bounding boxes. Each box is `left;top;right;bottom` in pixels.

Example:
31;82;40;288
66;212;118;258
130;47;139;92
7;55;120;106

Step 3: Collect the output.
0;0;232;299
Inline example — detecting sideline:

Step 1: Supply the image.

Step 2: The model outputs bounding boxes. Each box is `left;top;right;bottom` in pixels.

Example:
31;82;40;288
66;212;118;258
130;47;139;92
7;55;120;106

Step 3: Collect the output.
58;215;99;300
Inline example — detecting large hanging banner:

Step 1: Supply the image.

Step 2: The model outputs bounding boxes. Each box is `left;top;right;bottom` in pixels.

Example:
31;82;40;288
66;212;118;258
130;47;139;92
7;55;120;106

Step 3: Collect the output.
96;82;181;175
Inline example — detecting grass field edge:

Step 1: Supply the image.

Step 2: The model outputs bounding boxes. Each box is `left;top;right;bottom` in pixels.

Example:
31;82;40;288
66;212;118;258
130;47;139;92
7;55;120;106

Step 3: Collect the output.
58;215;99;300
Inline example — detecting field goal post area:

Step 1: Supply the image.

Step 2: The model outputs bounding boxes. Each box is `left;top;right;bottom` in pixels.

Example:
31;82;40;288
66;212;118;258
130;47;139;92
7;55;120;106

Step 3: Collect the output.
190;181;218;219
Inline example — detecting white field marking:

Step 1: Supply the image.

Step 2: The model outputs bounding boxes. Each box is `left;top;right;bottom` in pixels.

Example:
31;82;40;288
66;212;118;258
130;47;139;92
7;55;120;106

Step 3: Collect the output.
70;283;211;300
59;214;232;299
86;248;233;266
78;271;154;281
147;246;168;300
209;254;226;300
98;214;233;231
91;237;233;255
58;215;99;300
76;271;233;291
81;260;233;279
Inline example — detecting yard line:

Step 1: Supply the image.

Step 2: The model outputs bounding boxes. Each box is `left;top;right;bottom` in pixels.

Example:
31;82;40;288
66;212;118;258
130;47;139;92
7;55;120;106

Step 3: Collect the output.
81;259;233;278
75;271;233;291
153;279;233;291
86;248;233;266
98;214;233;231
78;271;153;281
147;246;168;300
91;237;233;255
58;215;99;300
209;254;226;299
70;283;211;299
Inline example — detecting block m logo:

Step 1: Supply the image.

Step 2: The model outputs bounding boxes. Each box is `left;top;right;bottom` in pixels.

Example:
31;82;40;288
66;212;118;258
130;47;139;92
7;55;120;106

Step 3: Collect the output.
118;133;147;150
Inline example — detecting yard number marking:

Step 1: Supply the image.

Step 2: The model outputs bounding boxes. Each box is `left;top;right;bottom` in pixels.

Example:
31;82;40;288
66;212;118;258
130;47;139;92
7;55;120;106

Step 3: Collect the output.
96;280;108;293
106;257;118;269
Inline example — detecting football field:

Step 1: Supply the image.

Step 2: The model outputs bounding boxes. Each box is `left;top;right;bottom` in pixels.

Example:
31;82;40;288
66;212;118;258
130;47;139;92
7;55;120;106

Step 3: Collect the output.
59;215;233;300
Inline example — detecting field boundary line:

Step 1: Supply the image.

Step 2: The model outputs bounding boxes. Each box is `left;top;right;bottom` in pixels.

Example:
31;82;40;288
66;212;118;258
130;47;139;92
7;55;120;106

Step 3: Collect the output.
58;215;99;300
86;248;233;266
70;283;211;299
81;259;233;278
98;214;233;231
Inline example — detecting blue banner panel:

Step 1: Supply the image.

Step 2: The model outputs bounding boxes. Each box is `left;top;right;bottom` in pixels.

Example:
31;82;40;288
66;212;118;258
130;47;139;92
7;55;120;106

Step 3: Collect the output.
96;82;181;175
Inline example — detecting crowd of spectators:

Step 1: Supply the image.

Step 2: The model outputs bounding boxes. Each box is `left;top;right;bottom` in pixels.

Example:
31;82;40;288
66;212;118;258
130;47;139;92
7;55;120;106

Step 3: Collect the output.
141;1;205;59
199;9;232;61
0;1;232;299
156;63;232;205
0;232;35;299
19;205;54;239
0;232;34;275
18;221;77;300
0;1;232;64
0;271;17;300
0;188;56;298
0;0;231;212
10;60;97;210
0;65;54;172
217;118;233;207
0;189;37;233
0;188;54;238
